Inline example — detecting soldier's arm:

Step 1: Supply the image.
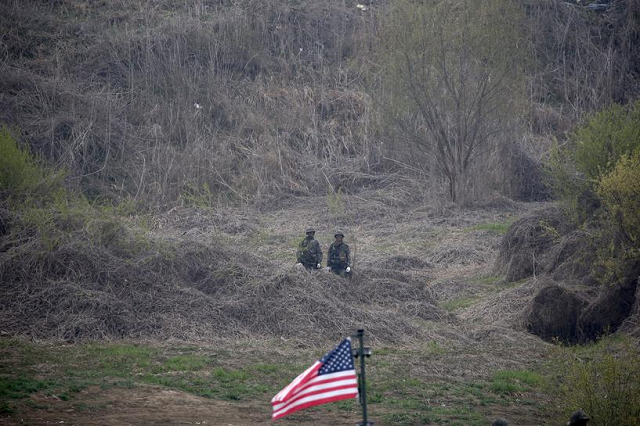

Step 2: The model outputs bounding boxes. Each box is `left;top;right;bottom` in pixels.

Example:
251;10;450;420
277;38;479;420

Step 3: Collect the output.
296;240;304;261
310;240;320;264
327;244;333;267
346;245;351;266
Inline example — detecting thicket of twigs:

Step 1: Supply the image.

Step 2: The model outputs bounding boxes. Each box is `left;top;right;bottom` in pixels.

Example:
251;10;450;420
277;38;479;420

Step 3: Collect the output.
1;0;382;208
1;0;638;208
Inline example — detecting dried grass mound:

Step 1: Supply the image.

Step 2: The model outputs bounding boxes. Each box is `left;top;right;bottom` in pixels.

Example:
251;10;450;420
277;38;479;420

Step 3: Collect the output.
460;278;547;326
544;230;595;283
354;268;449;322
495;205;638;342
578;277;638;341
377;255;433;270
495;205;572;281
0;222;446;344
158;207;258;236
231;268;445;344
473;194;519;210
523;282;587;343
429;245;488;265
0;237;244;341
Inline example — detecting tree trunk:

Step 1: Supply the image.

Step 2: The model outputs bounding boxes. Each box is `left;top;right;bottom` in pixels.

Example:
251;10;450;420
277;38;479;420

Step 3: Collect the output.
447;160;469;205
448;173;457;203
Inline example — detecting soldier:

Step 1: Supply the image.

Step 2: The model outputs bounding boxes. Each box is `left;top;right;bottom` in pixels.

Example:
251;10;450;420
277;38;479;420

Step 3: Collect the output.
492;418;509;426
327;231;351;277
567;410;589;426
296;228;322;270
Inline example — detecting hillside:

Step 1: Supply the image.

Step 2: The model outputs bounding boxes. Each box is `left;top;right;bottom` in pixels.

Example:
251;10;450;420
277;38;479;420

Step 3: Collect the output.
2;1;640;425
2;0;638;208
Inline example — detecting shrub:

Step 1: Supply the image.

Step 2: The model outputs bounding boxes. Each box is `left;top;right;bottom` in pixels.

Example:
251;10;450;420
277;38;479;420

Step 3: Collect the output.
547;102;640;283
0;127;143;255
597;151;640;246
327;188;345;217
549;102;640;218
571;101;640;182
592;151;640;283
548;336;640;426
0;126;41;196
0;126;65;204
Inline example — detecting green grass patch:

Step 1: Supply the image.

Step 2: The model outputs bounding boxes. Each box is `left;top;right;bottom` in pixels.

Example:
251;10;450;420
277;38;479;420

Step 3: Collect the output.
0;340;294;410
0;338;550;422
0;400;14;415
163;355;210;372
490;369;542;394
440;297;479;311
489;379;521;394
373;377;516;425
492;369;542;387
430;406;487;426
0;377;50;399
89;344;156;370
333;399;355;411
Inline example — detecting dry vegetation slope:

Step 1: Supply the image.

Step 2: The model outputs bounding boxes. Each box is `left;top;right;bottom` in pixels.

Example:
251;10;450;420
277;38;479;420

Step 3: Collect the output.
154;191;558;379
1;1;640;424
3;0;638;210
0;0;638;363
0;0;385;207
2;181;546;352
0;189;558;425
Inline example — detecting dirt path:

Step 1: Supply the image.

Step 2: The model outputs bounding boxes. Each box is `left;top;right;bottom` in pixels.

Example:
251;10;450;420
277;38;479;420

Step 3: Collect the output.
0;385;368;426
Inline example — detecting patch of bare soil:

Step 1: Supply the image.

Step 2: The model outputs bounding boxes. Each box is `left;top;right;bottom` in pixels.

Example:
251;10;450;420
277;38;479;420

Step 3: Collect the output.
0;385;349;426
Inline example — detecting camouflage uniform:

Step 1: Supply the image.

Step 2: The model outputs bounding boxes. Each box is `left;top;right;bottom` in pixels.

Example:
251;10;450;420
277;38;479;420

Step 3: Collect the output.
327;238;351;276
297;232;322;270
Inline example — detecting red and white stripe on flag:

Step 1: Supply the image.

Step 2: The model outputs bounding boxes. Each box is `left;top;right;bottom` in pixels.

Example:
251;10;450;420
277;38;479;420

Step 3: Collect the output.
271;339;359;420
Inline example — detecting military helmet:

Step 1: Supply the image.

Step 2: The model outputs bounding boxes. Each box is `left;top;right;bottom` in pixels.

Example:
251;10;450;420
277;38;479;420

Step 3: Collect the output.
305;227;315;234
567;410;589;425
492;418;510;426
334;230;344;237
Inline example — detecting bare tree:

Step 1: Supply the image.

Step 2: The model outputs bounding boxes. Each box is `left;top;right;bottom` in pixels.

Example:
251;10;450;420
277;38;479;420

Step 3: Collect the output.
376;0;526;203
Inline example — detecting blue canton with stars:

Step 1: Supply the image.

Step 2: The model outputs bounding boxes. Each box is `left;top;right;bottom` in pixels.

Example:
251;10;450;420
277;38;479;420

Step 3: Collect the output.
318;338;355;375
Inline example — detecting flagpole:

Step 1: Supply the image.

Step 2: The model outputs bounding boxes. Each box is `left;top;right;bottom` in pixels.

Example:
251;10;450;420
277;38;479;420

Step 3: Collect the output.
354;329;373;426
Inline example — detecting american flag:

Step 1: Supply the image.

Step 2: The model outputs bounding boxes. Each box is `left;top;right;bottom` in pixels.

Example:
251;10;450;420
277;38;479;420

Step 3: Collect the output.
271;338;359;420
